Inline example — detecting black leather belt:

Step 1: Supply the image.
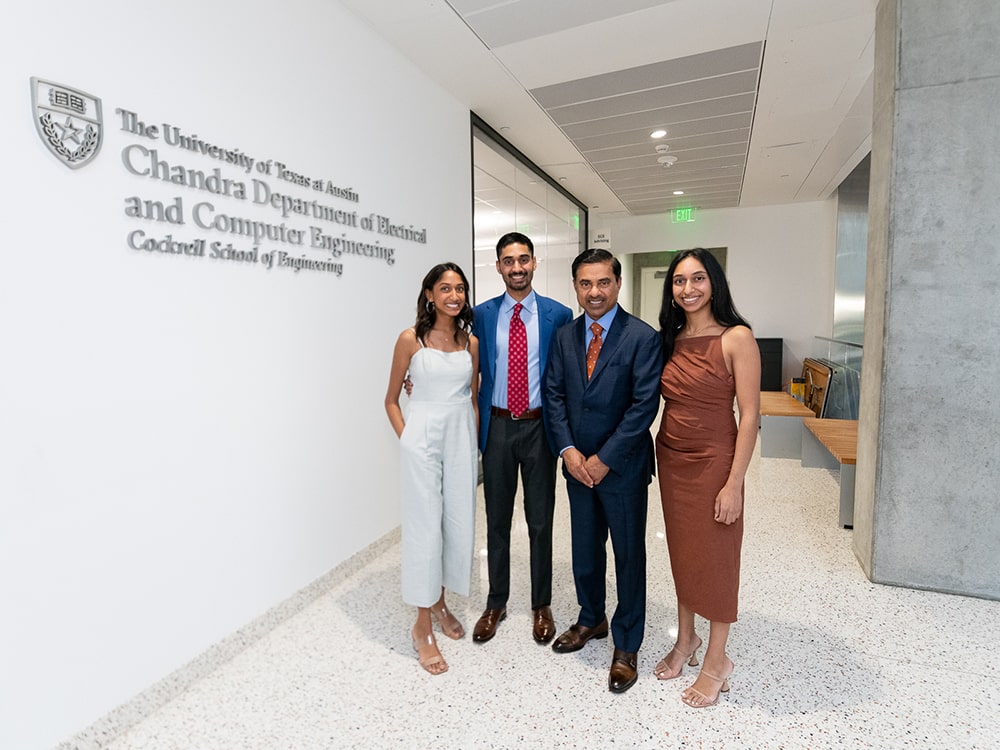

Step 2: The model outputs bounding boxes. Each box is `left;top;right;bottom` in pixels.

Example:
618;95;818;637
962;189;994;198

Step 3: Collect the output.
491;406;543;421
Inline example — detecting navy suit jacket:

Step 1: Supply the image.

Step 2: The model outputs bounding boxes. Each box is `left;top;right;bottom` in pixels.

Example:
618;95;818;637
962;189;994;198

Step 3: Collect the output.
544;307;663;492
473;292;573;454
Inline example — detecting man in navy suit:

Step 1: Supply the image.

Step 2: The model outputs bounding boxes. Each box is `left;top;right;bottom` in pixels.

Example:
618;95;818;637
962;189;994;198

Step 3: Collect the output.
471;232;573;644
544;248;662;693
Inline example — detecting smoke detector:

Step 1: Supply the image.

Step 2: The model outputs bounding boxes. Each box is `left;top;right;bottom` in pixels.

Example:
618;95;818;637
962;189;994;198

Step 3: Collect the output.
654;143;671;154
658;155;678;166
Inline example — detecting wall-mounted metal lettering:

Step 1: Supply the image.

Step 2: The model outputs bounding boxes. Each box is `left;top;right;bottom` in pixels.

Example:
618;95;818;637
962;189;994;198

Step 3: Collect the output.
30;77;431;278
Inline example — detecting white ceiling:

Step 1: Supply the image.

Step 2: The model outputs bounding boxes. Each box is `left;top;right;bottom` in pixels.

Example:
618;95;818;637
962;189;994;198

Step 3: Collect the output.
341;0;876;219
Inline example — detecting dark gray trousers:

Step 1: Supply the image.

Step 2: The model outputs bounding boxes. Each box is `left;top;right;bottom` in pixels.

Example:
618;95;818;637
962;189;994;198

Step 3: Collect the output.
481;416;557;610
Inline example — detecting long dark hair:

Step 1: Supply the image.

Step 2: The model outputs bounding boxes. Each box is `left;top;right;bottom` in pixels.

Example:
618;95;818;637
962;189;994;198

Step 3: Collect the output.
415;262;474;344
658;248;750;362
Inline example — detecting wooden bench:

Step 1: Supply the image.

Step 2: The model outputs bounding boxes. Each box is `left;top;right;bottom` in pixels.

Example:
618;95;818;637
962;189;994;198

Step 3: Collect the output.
759;391;816;458
801;418;858;528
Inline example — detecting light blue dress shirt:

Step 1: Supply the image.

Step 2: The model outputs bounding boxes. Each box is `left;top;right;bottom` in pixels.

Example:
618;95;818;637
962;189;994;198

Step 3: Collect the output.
493;291;542;410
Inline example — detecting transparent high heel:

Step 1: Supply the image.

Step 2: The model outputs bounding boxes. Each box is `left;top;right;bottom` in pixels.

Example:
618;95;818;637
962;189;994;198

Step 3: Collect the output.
412;631;448;675
430;603;465;640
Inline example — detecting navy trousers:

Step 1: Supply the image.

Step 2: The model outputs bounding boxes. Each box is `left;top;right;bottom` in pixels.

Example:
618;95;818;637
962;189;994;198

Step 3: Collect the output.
566;480;647;653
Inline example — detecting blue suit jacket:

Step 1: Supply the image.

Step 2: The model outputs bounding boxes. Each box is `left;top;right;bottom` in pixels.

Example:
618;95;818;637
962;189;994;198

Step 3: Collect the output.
544;307;663;491
473;293;573;454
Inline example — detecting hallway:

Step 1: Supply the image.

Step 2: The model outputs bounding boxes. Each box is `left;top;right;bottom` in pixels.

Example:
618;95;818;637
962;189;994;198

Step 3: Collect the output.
99;446;998;749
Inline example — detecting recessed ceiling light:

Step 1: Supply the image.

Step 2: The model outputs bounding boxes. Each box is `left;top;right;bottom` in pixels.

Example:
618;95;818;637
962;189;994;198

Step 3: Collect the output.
673;190;684;195
650;129;667;139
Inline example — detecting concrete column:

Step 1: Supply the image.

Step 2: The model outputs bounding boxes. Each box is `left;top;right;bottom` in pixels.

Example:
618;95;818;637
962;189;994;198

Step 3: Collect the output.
854;0;1000;599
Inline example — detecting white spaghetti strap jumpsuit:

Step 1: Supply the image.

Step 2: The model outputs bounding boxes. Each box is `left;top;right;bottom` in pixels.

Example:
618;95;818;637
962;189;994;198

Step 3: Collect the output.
399;338;477;607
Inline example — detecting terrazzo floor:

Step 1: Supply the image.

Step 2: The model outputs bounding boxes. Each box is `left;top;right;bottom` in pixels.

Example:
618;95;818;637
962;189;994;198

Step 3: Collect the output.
104;445;999;749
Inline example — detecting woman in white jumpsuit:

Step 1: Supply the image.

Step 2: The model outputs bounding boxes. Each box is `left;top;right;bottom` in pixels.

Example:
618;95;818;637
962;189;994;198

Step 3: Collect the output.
385;263;479;675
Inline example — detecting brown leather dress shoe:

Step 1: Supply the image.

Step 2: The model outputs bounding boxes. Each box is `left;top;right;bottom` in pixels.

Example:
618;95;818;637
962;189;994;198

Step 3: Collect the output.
608;648;638;693
532;606;556;644
472;607;506;642
551;616;609;653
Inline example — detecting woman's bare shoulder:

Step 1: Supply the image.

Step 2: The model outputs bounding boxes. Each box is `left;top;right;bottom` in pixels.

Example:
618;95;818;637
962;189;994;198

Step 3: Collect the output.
721;325;757;357
722;324;755;344
395;327;421;353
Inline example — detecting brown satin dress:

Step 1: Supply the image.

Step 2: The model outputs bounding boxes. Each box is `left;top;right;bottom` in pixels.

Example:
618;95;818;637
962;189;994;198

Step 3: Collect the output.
656;333;742;623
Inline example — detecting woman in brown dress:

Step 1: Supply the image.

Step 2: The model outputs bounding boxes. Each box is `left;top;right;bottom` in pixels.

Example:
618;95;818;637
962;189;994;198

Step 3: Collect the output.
653;248;760;707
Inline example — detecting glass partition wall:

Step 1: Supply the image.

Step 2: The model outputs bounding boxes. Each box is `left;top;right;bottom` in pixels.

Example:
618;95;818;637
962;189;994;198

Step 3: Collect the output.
472;117;587;309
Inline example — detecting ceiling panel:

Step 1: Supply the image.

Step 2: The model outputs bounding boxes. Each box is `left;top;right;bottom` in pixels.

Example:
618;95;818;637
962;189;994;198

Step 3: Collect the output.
449;0;677;47
523;41;762;212
585;128;751;162
618;176;742;195
343;0;875;217
607;155;746;179
572;113;753;153
548;70;759;127
562;92;757;140
531;41;761;108
595;142;748;169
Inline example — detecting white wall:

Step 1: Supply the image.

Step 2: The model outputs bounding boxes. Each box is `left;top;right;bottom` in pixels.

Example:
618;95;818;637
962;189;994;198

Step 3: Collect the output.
597;200;838;385
0;3;471;748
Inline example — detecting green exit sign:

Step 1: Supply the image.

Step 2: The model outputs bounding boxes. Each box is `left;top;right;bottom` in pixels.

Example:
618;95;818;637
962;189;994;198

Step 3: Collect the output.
672;207;695;223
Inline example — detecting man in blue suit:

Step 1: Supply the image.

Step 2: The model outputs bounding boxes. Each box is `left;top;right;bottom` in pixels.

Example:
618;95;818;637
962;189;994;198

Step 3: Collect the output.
544;248;662;693
471;232;573;645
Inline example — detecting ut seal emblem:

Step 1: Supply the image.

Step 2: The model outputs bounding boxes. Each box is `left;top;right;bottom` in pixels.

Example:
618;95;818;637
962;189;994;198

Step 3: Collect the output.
31;77;103;169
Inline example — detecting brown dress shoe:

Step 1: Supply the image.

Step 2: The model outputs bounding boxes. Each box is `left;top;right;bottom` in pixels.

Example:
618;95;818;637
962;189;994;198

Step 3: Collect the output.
551;616;609;653
608;648;638;693
472;607;506;642
532;606;556;644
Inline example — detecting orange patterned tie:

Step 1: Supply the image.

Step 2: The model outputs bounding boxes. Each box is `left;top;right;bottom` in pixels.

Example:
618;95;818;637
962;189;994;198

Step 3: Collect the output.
586;322;603;379
507;303;529;416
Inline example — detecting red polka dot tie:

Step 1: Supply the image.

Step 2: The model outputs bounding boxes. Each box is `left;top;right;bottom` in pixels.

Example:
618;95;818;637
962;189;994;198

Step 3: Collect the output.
507;303;529;416
586;322;603;380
